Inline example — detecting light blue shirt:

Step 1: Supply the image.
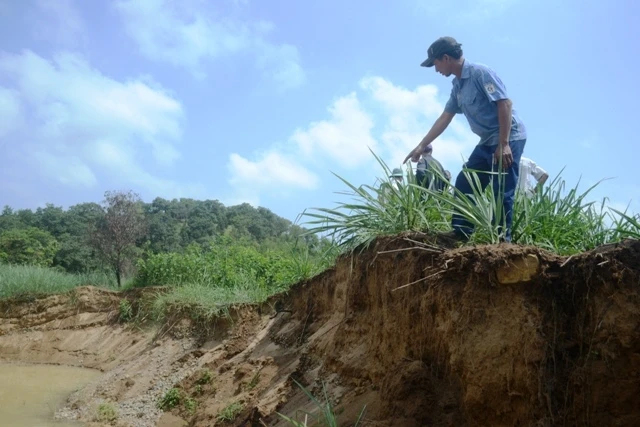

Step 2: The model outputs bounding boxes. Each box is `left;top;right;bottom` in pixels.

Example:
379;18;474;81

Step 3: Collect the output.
445;60;526;146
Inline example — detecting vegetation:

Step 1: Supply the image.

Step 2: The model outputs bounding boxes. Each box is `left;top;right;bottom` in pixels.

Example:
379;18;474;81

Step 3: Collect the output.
0;227;58;267
157;387;183;411
118;299;133;322
90;190;147;287
0;264;116;299
95;403;118;422
1;153;637;316
301;154;639;256
278;380;366;427
216;401;244;423
0;194;331;303
196;369;213;385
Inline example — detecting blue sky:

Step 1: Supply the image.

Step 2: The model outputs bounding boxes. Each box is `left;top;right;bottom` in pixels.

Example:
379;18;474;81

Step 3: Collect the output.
0;0;638;224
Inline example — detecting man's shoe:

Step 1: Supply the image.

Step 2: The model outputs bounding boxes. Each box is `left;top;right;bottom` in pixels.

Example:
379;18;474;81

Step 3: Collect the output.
438;230;469;244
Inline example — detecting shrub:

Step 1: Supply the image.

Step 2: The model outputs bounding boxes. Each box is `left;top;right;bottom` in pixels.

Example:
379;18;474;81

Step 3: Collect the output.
96;403;118;422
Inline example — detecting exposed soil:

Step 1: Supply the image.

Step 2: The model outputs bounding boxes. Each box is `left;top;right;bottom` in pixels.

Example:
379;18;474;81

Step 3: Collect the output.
1;236;639;426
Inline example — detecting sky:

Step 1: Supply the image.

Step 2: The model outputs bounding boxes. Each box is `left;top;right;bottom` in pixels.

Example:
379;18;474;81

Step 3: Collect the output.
0;0;638;225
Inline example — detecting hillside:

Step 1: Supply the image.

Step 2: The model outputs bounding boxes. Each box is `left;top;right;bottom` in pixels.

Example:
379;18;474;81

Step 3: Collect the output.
1;235;639;426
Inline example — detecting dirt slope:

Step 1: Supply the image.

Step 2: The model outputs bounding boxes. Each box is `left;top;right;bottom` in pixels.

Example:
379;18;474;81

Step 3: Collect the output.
1;236;639;426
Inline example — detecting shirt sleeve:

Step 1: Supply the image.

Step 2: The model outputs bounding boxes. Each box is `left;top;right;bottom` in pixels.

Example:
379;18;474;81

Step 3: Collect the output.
530;162;548;180
474;67;509;103
444;86;461;114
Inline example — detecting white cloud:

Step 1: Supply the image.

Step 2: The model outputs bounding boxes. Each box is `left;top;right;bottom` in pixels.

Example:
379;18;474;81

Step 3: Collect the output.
115;0;305;88
227;75;478;203
229;152;319;189
291;93;378;168
31;0;88;48
0;87;22;139
0;50;201;198
226;151;319;205
33;151;97;188
358;76;476;171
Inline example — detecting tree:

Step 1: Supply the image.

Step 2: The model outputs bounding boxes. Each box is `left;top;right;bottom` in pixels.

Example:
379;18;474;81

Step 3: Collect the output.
91;191;147;287
35;204;68;238
0;227;58;267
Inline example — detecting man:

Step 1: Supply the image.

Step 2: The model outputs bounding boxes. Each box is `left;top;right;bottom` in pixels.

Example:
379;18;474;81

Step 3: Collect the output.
404;36;527;242
518;156;548;197
416;144;449;193
379;167;404;204
389;167;404;189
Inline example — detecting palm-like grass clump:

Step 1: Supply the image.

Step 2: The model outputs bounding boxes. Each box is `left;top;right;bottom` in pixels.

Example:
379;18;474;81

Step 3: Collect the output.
302;152;639;256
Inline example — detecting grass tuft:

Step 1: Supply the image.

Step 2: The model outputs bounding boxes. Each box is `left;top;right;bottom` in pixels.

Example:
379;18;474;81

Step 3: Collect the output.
301;151;638;256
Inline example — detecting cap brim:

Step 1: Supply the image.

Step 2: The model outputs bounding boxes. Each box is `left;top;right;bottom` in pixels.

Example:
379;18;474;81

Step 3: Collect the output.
420;57;434;67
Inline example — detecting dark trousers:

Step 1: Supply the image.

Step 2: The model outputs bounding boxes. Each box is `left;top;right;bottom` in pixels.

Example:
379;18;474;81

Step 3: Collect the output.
451;139;526;242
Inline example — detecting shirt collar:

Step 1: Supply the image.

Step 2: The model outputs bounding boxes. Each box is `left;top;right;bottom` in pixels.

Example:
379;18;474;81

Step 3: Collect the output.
452;60;471;86
460;59;471;79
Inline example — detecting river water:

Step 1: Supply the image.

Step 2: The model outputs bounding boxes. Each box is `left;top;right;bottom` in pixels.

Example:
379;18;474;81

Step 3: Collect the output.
0;363;101;426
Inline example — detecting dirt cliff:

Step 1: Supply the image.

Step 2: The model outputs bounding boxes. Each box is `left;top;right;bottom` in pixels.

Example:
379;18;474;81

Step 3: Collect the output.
1;235;639;426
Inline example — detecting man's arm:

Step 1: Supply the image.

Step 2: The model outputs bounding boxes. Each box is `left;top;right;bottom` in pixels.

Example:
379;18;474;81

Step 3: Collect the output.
532;163;549;190
536;173;549;187
404;111;454;164
494;98;513;168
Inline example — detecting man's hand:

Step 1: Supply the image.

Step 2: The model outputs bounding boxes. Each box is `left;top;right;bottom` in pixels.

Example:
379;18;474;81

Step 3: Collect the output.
493;143;513;169
403;146;422;164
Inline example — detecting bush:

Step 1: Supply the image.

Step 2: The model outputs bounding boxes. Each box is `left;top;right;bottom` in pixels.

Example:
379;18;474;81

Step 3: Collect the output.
158;388;183;411
96;403;118;422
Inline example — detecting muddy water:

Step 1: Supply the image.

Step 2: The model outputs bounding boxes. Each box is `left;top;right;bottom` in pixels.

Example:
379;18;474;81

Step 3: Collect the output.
0;363;101;426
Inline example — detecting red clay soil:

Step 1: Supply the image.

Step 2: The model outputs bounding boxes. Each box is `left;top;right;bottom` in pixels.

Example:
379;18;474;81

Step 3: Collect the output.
1;236;639;427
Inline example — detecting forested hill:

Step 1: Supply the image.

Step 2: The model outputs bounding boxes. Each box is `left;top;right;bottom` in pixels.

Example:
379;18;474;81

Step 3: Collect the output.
0;192;323;275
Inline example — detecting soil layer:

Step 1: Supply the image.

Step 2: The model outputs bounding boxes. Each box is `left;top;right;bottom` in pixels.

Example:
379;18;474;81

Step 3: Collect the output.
1;236;639;426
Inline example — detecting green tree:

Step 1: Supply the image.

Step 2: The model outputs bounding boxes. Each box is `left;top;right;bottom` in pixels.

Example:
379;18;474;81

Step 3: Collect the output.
0;227;58;267
145;197;183;253
0;206;21;232
181;199;226;245
53;202;106;273
91;191;147;287
34;204;68;238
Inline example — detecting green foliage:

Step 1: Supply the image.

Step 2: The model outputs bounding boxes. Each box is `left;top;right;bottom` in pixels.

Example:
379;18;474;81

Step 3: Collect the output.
96;403;118;422
511;173;619;254
246;370;261;390
91;190;147;287
0;227;58;267
302;151;639;256
301;151;450;250
0;264;116;298
135;237;329;291
157;387;199;414
196;369;213;385
277;380;366;427
134;235;335;323
184;397;197;414
216;402;244;423
611;209;640;239
119;299;133;322
0;192;326;282
158;387;183;411
53;233;102;273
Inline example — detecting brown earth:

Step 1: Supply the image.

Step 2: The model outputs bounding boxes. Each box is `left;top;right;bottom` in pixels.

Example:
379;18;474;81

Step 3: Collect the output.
1;235;639;426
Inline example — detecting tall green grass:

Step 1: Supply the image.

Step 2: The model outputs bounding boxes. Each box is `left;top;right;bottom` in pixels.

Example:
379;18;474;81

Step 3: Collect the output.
301;151;450;250
0;264;117;298
302;153;638;256
135;242;336;321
